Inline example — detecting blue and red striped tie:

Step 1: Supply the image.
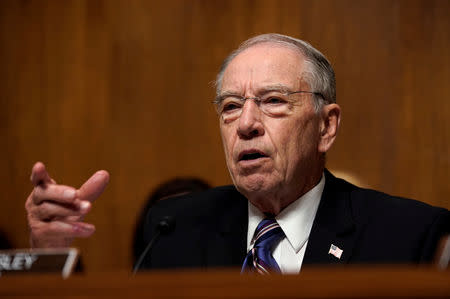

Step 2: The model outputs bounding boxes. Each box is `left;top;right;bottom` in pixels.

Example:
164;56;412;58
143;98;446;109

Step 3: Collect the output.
241;218;285;274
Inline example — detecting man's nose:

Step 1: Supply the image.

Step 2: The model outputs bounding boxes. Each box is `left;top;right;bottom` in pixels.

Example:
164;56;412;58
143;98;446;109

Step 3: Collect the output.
237;100;265;139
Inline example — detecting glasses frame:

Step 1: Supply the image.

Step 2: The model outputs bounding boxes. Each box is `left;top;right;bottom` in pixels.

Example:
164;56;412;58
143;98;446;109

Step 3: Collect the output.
214;90;326;119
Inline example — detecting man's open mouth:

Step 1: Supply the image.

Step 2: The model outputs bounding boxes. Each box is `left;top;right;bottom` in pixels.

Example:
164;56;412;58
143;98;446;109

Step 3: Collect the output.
238;150;268;161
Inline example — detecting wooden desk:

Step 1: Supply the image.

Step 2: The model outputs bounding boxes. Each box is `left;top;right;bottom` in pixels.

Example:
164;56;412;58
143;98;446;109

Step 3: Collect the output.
0;266;449;298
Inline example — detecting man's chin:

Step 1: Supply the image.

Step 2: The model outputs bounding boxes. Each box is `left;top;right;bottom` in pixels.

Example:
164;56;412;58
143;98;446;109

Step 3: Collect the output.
234;174;275;197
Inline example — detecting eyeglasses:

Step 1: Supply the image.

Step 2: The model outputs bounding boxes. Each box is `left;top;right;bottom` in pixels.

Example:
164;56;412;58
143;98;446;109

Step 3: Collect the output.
214;90;324;122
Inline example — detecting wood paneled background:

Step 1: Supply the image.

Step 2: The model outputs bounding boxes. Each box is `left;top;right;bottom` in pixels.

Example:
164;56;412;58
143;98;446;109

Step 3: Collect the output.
0;0;448;271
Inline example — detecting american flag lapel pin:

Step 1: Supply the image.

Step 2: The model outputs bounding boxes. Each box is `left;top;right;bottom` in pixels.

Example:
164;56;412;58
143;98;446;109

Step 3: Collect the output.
328;244;343;259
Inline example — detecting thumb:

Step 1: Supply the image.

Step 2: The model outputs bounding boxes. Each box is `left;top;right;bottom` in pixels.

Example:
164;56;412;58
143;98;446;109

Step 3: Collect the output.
77;170;110;202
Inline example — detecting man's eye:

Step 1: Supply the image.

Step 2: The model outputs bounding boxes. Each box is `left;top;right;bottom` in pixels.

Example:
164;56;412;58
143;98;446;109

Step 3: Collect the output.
264;97;286;104
222;102;241;112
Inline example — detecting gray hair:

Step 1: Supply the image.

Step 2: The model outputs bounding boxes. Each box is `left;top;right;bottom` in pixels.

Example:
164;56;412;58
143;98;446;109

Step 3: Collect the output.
215;33;336;111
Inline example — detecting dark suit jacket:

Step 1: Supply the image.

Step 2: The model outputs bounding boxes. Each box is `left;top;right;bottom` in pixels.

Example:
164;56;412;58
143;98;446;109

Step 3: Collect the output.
139;170;449;270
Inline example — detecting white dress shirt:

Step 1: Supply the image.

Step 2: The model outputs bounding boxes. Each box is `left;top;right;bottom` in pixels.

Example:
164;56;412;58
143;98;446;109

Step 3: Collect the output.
246;174;325;274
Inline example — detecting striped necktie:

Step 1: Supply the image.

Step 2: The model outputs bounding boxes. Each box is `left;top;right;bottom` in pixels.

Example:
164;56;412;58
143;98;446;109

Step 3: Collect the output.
241;218;285;274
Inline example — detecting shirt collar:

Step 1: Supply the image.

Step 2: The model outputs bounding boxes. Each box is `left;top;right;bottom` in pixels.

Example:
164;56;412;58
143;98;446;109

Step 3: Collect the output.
247;173;325;252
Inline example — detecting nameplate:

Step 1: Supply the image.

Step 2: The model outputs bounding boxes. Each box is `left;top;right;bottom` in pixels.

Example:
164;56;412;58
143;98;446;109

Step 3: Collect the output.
0;248;79;279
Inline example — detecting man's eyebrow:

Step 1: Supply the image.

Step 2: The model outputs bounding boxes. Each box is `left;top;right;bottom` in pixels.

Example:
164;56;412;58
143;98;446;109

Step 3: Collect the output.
219;84;291;96
214;84;292;104
218;90;241;97
258;84;291;94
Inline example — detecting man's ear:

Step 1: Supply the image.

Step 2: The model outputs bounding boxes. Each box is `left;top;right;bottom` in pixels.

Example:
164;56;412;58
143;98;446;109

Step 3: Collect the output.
318;103;341;153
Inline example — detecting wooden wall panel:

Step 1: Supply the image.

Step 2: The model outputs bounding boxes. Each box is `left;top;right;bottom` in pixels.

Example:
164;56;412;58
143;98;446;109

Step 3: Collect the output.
0;0;448;271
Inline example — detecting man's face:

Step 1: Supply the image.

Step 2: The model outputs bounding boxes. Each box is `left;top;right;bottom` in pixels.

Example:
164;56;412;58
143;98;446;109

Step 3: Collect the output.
218;43;325;213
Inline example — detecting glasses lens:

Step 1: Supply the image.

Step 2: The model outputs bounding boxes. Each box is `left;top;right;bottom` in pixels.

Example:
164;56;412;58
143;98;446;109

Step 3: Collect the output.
259;92;291;115
219;96;243;121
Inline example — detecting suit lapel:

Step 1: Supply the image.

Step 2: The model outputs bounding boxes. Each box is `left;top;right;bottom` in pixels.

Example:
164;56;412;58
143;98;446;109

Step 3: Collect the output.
303;170;362;265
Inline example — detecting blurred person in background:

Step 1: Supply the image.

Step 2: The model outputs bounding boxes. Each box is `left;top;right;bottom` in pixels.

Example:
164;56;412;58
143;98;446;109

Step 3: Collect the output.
133;178;210;265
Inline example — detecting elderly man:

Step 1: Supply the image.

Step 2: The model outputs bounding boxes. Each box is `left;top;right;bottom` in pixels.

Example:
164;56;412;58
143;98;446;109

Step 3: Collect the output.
25;34;449;273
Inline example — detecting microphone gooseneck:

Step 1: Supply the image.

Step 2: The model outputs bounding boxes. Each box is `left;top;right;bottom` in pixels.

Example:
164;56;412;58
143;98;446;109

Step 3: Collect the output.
132;216;175;275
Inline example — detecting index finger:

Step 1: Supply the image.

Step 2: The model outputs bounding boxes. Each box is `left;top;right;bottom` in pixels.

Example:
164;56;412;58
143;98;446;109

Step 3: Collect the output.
77;170;110;203
30;162;56;186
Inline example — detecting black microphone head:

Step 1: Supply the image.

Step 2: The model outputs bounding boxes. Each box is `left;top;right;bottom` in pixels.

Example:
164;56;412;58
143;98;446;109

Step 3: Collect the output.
157;216;175;234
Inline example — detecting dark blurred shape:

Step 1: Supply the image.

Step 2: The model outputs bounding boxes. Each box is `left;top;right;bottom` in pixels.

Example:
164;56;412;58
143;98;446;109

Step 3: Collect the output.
0;230;13;249
132;178;211;264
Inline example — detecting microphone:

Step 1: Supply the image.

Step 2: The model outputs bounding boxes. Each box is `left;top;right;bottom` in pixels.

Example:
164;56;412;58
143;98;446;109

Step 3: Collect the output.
132;216;175;274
